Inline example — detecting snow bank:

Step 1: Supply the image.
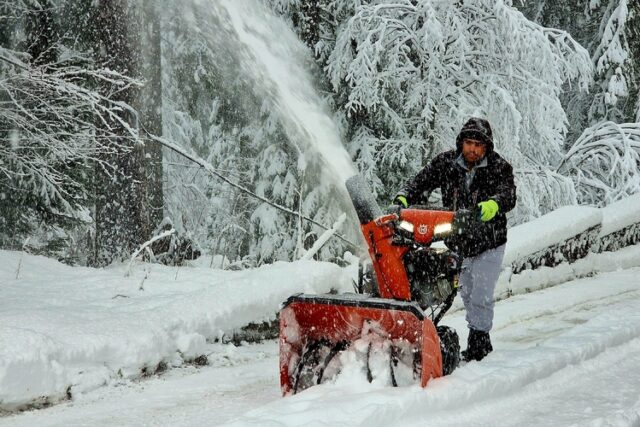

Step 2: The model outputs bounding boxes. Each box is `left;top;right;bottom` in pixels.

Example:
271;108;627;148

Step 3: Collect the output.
496;244;640;301
0;251;354;409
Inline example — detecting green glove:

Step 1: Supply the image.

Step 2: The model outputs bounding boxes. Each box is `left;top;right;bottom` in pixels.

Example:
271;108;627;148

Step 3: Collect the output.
394;195;408;208
478;199;499;222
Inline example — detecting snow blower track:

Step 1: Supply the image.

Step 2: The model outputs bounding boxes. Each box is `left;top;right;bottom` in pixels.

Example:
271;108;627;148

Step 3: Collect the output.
219;268;640;426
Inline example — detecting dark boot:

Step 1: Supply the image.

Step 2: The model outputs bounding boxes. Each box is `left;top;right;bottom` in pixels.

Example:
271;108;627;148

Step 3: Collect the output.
461;328;493;362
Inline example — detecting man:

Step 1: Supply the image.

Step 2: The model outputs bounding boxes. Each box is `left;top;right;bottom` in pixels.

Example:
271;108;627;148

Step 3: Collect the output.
394;117;516;362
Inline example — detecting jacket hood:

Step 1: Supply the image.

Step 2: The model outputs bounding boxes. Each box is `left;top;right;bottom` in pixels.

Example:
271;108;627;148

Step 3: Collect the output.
455;117;494;154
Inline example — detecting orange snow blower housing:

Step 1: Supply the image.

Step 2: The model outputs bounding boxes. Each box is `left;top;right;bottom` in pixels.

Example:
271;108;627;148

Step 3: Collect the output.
279;175;468;395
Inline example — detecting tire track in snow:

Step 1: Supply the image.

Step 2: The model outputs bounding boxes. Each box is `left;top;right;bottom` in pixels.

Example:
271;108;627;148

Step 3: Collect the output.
407;335;640;426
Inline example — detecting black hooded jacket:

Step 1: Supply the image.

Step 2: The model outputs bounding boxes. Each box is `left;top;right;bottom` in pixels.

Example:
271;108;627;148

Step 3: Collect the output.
398;118;517;257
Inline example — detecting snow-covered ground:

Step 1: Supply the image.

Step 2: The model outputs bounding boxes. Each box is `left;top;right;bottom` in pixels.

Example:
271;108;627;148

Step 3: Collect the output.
1;249;639;426
0;250;354;410
2;197;640;425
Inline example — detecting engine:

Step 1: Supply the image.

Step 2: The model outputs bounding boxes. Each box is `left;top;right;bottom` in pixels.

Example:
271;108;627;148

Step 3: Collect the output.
404;247;460;309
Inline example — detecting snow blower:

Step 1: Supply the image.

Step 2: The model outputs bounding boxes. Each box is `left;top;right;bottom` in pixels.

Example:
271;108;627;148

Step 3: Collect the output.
279;175;472;395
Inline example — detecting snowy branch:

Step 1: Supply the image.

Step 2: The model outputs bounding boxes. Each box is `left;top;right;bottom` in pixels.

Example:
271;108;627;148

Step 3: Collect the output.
126;228;176;277
0;49;143;221
560;121;640;206
149;134;358;250
301;213;347;260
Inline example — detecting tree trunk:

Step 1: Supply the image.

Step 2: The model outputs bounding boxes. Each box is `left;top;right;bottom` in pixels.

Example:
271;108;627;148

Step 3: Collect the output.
140;0;164;230
92;0;148;266
0;3;15;49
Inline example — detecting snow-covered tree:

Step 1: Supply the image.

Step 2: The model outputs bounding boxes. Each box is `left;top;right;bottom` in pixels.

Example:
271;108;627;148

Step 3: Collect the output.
272;0;593;222
559;121;640;206
161;3;256;264
518;0;640;205
518;0;640;139
588;0;639;123
0;2;143;260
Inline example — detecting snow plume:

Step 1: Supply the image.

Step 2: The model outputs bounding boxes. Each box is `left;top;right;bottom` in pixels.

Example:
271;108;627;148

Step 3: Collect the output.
162;0;362;261
158;0;365;263
216;0;357;192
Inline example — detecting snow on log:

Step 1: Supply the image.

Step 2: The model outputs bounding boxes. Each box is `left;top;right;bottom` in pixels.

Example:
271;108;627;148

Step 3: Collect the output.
595;193;640;253
504;206;602;272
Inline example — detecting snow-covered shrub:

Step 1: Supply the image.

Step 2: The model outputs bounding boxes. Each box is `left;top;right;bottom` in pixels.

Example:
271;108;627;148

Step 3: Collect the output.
560;121;640;206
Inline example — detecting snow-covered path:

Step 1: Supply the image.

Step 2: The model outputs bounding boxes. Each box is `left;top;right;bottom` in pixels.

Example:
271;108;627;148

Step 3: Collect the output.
3;267;639;426
0;342;280;426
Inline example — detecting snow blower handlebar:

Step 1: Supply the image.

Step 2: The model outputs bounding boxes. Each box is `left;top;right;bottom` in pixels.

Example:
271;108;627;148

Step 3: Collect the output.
378;207;477;247
345;174;478;235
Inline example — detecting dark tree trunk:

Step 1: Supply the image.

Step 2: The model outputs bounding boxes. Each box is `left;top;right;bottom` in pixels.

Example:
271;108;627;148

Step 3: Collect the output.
0;3;14;49
140;0;164;230
91;0;148;266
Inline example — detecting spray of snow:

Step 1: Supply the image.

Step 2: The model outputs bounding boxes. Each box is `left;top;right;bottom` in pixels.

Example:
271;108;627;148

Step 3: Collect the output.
8;130;19;150
217;0;357;186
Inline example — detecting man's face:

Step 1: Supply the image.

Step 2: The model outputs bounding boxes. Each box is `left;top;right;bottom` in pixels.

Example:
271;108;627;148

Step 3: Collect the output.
461;138;486;166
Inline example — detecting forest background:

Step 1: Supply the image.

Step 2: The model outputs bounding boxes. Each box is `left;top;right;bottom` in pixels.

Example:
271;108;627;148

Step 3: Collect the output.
0;0;638;268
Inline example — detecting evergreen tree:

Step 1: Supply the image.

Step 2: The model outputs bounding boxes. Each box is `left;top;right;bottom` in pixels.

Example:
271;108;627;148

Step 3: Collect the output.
0;1;139;262
160;1;352;266
161;2;256;264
